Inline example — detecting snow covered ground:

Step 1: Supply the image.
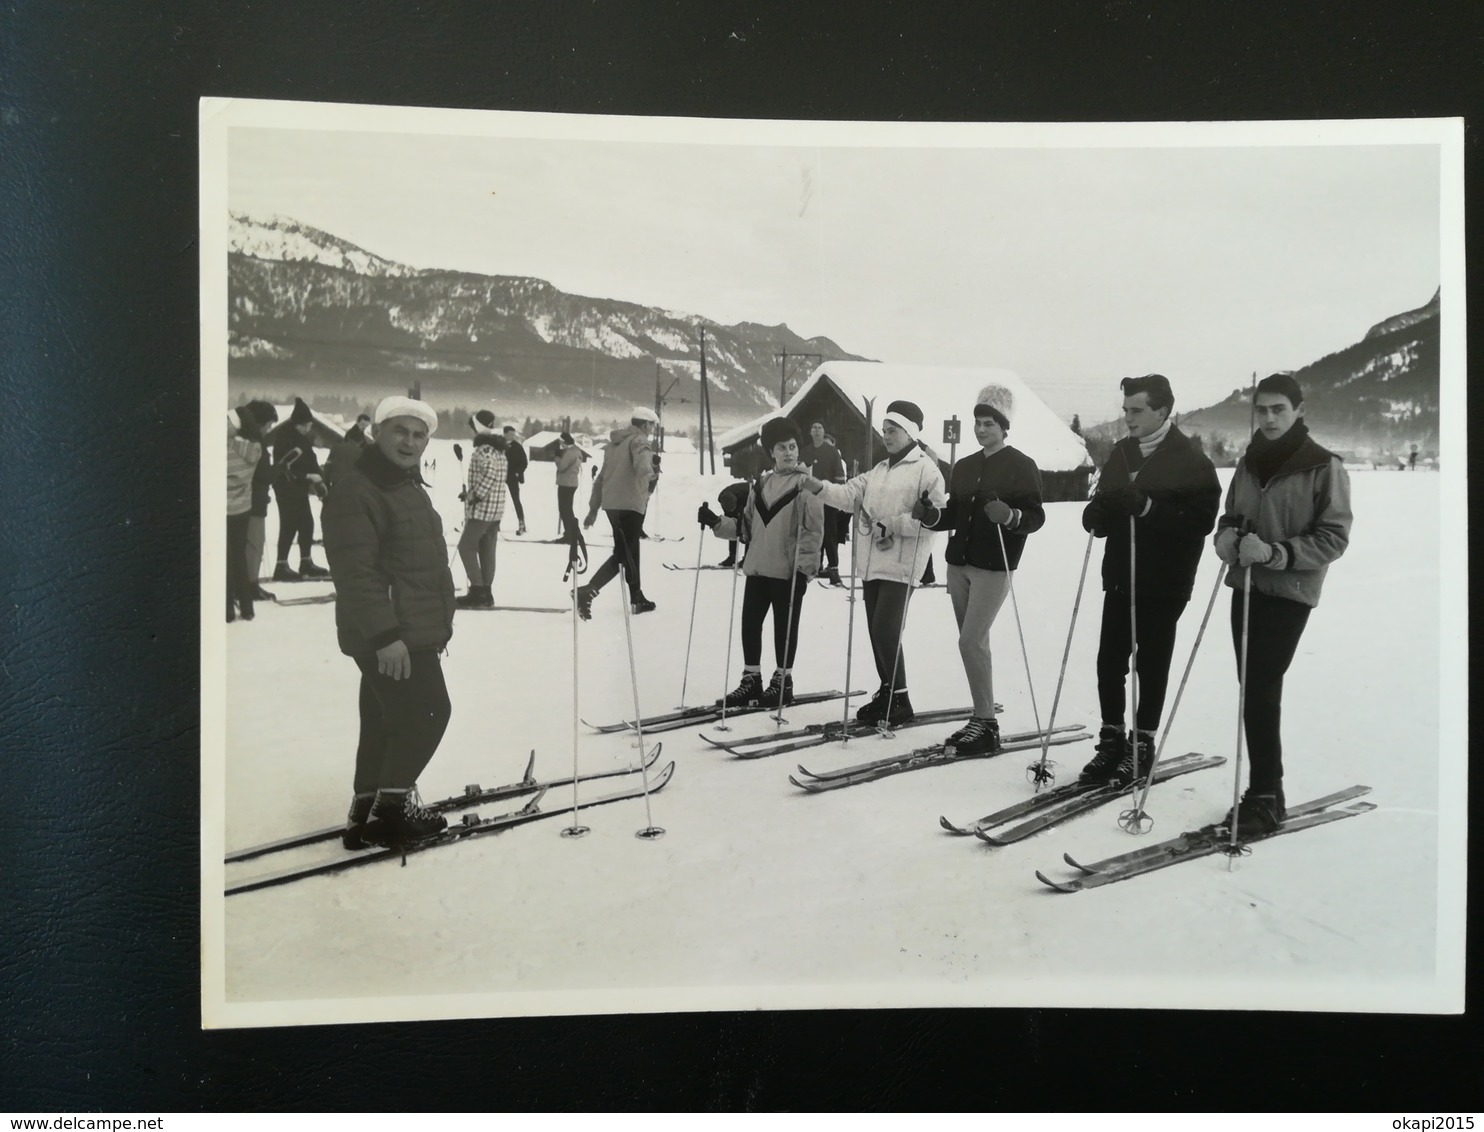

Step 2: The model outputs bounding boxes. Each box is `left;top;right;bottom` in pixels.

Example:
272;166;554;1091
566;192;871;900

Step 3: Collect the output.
205;443;1462;1026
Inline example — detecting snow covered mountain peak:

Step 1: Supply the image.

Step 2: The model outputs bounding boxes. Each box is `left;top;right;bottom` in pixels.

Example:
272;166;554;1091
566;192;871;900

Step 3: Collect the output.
228;212;417;277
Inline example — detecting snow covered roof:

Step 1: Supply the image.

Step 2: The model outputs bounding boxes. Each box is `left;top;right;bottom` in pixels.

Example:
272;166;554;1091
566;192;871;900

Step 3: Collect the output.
717;362;1091;472
526;430;594;456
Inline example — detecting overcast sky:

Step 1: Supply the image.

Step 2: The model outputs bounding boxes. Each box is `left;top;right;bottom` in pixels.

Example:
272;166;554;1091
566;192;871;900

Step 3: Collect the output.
227;119;1441;421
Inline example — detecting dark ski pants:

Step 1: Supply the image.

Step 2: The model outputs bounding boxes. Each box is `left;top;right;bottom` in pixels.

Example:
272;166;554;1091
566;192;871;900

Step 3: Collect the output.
557;486;578;542
275;489;315;561
457;518;500;588
226;511;255;614
1229;587;1312;794
819;505;842;571
352;650;452;794
507;479;525;525
862;578;912;693
1096;588;1188;732
589;509;645;601
741;573;809;669
245;515;267;585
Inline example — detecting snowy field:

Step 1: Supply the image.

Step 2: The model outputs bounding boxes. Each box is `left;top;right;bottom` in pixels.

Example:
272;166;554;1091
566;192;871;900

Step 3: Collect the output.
206;442;1461;1025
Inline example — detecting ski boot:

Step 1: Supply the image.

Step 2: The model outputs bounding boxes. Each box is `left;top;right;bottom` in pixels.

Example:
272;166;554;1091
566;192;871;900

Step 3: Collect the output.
575;584;597;621
455;585;494;609
272;561;302;583
342;792;376;850
1077;725;1130;785
760;671;795;709
1111;728;1156;787
721;671;764;708
882;690;915;728
517;523;528;536
854;685;892;724
364;787;448;846
1224;787;1287;837
944;716;1001;757
253;586;276;602
630;596;657;615
299;559;331;579
824;567;844;587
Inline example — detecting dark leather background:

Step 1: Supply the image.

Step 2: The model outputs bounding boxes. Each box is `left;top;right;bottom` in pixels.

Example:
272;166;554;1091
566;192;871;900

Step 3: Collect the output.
3;0;1479;1111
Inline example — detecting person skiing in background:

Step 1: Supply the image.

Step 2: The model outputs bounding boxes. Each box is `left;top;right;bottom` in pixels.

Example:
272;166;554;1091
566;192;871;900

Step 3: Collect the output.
698;417;825;709
912;384;1045;755
269;397;331;581
578;407;660;619
226;407;267;623
241;400;279;602
800;420;847;586
455;409;508;609
800;400;946;727
502;425;529;536
553;431;587;545
1214;373;1352;835
322;395;455;849
1079;374;1221;788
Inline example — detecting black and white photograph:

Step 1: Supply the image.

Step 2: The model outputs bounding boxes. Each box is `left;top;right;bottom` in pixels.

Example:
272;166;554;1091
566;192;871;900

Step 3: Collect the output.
200;99;1465;1028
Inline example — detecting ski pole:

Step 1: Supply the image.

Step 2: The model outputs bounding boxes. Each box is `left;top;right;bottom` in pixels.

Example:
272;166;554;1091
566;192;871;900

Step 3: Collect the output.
562;553;589;839
1028;528;1094;789
1127;513;1141;800
1119;559;1228;834
994;516;1044;750
878;463;931;738
772;486;808;727
1228;561;1253;863
618;558;664;840
839;500;873;744
676;527;706;708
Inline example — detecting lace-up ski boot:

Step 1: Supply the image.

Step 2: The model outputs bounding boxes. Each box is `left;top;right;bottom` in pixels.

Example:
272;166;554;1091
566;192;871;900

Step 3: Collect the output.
944;716;1001;757
298;559;331;579
1224;787;1287;837
854;684;892;724
722;671;765;708
342;792;376;850
882;690;915;728
365;787;448;845
272;561;302;583
1111;728;1157;787
456;586;494;609
1077;725;1131;785
576;584;597;621
630;596;657;615
760;671;795;709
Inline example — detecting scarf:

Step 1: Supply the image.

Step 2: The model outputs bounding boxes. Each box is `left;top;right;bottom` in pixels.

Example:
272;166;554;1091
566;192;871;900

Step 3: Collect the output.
1243;419;1310;488
887;439;918;468
1138;416;1173;459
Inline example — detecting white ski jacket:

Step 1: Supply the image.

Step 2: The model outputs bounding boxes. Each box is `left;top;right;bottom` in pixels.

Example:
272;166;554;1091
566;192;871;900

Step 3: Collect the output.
813;444;946;585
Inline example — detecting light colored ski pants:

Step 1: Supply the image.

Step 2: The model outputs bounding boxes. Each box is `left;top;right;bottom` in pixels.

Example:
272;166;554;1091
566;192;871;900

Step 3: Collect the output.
946;562;1012;718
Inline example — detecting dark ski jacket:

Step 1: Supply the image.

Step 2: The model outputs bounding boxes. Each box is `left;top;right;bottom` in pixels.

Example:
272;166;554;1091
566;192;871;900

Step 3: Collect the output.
269;420;323;495
929;445;1045;571
322;444;455;658
505;438;528;484
1082;426;1220;601
800;440;846;485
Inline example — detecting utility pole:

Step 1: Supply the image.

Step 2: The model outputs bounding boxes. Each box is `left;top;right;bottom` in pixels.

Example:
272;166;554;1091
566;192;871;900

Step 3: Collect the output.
775;350;823;407
700;328;716;474
698;328;708;474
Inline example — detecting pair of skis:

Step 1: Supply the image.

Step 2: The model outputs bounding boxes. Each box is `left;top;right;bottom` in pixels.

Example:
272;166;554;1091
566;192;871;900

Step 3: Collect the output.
224;747;673;895
788;725;1090;792
1034;784;1375;892
700;705;1002;759
939;753;1227;844
582;689;865;735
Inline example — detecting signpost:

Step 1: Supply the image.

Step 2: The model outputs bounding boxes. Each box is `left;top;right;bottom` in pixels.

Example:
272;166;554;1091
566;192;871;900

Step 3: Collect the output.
944;414;960;469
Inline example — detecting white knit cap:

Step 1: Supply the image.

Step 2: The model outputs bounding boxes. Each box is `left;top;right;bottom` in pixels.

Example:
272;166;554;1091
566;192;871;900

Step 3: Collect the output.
374;395;438;434
632;406;659;425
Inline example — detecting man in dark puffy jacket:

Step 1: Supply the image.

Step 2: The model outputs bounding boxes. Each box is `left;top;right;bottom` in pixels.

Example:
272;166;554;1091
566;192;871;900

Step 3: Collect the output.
1078;374;1220;788
322;396;456;849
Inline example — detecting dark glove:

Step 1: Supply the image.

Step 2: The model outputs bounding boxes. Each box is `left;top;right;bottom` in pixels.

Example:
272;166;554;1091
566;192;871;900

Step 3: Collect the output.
698;502;721;529
652;453;663;471
982;497;1013;525
909;490;939;524
458;487;468;502
453;443;463;461
1102;485;1148;518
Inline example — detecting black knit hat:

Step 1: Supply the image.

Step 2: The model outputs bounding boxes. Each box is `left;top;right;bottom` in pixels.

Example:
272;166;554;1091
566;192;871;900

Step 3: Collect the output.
884;400;924;430
559;431;575;445
760;416;802;452
245;400;279;428
289;397;314;426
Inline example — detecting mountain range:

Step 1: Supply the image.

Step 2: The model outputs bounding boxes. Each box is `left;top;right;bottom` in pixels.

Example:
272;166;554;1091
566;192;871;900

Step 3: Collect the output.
226;213;1440;456
226;213;868;427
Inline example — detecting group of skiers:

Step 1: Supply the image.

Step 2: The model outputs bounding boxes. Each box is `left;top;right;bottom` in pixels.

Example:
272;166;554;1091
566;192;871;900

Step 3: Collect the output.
246;367;1349;851
689;374;1351;837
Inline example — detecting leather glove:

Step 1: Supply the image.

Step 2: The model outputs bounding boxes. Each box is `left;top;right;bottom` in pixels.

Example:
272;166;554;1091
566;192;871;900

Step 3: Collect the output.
453;443;463;461
1238;532;1276;568
697;502;721;529
1214;527;1239;565
1102;485;1148;518
982;497;1013;525
910;490;939;524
